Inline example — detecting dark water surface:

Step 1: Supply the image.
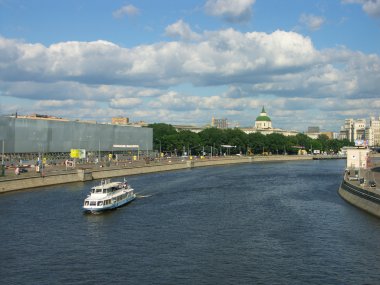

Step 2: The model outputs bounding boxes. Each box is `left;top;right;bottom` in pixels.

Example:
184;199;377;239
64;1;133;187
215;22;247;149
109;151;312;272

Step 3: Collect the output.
1;160;380;284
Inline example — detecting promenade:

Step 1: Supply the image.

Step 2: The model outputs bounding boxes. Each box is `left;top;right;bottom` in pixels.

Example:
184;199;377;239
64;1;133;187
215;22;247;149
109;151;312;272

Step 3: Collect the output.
338;153;380;218
0;155;316;193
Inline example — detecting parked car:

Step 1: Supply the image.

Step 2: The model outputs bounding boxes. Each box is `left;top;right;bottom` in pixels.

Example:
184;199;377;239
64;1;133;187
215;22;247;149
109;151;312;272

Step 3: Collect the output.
19;168;28;173
369;181;376;187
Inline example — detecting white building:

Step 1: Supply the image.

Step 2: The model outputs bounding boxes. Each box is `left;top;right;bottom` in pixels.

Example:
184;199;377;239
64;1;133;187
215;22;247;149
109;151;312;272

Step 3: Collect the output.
368;116;380;147
241;106;299;136
346;147;370;170
255;106;272;129
339;118;366;142
339;116;380;147
175;106;300;137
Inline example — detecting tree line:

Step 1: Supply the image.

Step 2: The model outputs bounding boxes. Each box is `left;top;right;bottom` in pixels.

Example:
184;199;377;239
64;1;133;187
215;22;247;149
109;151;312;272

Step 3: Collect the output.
147;123;353;156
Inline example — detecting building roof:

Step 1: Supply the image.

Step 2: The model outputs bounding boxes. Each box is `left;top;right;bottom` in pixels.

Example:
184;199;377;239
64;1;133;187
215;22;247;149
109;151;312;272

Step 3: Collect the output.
256;115;272;122
256;106;271;122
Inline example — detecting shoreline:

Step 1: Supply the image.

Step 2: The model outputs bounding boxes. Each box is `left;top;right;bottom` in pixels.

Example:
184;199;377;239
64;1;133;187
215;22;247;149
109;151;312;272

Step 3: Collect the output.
0;155;331;194
338;167;380;218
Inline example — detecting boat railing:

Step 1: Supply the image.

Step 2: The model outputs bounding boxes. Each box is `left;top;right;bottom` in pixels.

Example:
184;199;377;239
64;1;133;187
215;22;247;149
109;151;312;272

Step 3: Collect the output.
100;178;111;186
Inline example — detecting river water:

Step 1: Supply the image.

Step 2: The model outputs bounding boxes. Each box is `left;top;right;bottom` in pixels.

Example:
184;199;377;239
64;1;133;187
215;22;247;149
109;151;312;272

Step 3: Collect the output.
1;159;380;284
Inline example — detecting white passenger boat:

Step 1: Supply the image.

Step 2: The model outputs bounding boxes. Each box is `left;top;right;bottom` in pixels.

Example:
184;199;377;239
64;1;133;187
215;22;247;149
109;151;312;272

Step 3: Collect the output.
83;178;136;213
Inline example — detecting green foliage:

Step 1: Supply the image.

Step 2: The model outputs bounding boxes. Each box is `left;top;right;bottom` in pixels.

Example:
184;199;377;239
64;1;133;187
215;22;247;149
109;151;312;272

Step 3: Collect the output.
148;123;177;153
148;123;355;156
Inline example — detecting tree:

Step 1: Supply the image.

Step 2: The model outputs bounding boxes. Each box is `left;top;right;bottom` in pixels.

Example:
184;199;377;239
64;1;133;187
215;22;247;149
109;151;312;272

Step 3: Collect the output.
266;133;288;154
148;123;355;157
225;128;248;154
199;127;227;153
178;130;201;155
317;134;330;152
247;132;267;154
148;123;177;152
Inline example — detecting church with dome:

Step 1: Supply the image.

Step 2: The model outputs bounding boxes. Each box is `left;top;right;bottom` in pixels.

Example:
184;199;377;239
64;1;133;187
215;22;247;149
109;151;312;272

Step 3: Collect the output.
239;106;299;136
255;106;272;129
176;105;299;137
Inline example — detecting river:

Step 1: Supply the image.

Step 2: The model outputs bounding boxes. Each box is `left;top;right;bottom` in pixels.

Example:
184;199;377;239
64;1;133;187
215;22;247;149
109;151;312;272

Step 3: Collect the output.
1;159;380;284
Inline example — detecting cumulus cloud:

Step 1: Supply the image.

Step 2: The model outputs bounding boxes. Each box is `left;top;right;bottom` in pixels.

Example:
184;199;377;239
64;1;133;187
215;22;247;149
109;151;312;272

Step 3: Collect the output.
110;97;142;109
1;26;380;129
113;4;139;19
342;0;380;18
1;29;379;103
205;0;255;23
0;30;320;88
149;91;199;112
165;20;201;41
34;99;78;108
299;14;325;31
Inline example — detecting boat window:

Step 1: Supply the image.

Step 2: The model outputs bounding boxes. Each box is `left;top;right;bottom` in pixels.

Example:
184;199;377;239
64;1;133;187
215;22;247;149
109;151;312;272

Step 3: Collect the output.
84;201;89;206
103;189;107;194
96;189;102;193
90;201;96;206
97;201;103;206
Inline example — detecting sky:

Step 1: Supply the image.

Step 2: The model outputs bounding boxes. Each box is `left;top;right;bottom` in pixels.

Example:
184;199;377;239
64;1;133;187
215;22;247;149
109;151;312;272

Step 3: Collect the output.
0;0;380;132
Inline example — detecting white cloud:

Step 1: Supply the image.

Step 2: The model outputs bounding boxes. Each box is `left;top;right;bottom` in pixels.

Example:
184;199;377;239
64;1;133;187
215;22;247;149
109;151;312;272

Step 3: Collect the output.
205;0;255;23
1;26;380;130
149;91;199;112
165;20;201;41
34;99;77;108
110;97;142;109
0;29;319;88
342;0;380;18
299;14;325;31
113;4;139;19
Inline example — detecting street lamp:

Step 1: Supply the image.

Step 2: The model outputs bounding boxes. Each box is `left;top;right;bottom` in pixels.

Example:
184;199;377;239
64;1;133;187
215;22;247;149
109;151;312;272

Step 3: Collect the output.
1;139;4;176
1;139;4;166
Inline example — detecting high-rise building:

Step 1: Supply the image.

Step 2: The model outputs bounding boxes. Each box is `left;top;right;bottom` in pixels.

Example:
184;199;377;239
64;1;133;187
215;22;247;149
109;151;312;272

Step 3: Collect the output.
112;117;129;125
368;116;380;147
308;126;320;133
211;117;228;129
339;118;366;142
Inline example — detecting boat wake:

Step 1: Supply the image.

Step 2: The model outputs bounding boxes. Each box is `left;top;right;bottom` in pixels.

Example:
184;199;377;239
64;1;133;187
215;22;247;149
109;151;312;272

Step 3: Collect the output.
136;194;153;198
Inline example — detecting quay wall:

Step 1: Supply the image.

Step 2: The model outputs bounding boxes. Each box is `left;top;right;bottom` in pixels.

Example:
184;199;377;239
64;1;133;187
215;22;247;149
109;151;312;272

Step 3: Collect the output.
91;155;312;179
0;155;314;193
0;172;80;193
338;179;380;218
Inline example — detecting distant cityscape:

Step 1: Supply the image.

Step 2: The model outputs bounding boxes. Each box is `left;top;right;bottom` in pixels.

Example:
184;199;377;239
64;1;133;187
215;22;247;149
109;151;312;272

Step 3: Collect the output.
8;106;380;147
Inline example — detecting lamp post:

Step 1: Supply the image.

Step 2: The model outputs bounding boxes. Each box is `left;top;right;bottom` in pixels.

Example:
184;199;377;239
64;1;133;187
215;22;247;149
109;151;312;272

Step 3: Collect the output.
98;139;101;164
1;139;4;176
1;139;4;166
158;140;161;158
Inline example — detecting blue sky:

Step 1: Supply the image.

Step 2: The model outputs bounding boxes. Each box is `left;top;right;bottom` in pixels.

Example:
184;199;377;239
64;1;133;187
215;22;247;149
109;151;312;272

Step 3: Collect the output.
0;0;379;132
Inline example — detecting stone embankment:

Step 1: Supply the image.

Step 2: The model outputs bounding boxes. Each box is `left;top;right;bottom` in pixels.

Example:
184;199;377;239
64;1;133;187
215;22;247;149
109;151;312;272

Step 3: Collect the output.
338;166;380;218
0;155;315;193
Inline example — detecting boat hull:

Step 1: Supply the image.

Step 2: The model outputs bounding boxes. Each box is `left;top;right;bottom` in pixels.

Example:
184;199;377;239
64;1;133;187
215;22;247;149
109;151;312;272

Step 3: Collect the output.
83;194;136;213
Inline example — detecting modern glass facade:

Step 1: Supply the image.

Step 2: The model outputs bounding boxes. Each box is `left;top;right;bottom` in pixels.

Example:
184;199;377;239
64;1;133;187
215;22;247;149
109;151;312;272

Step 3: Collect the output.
0;117;152;154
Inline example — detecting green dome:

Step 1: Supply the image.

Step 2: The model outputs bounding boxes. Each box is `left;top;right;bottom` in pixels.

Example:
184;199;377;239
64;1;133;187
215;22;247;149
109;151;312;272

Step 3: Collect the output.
256;106;271;122
256;115;271;122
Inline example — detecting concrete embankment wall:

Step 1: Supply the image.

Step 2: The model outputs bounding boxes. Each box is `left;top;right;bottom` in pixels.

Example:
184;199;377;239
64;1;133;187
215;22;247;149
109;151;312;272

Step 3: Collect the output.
91;155;312;180
0;172;80;193
338;180;380;218
91;162;190;180
0;156;313;193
